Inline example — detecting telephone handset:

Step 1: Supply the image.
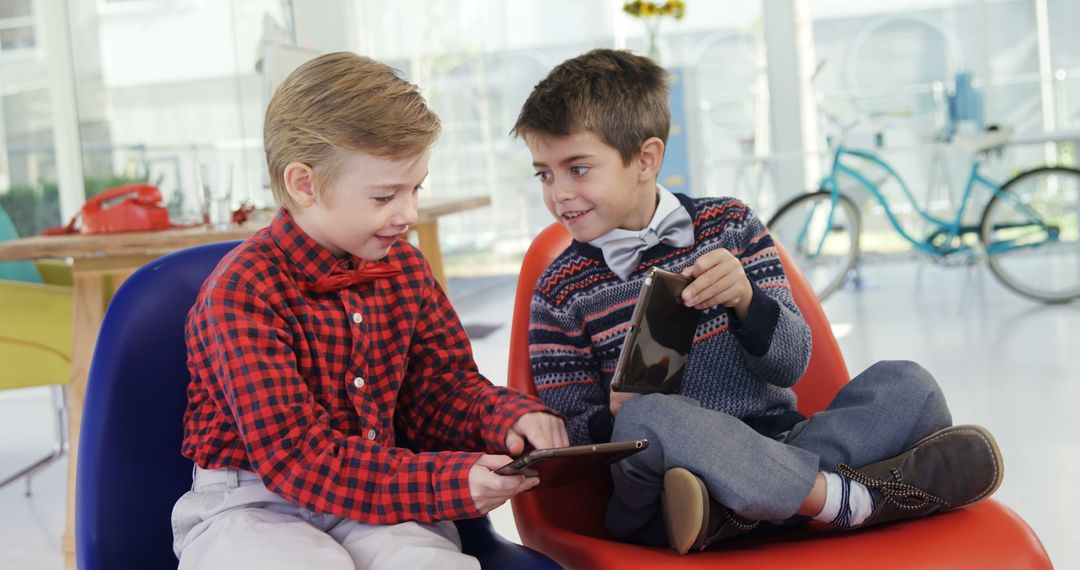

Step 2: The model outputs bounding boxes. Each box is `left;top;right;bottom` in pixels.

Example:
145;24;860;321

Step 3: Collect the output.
42;183;174;235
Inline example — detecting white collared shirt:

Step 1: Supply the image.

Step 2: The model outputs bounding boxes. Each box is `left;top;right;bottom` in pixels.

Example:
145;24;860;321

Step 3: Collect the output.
589;185;684;249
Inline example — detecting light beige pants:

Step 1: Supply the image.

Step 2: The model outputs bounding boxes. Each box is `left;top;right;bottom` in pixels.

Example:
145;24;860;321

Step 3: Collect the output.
172;467;480;570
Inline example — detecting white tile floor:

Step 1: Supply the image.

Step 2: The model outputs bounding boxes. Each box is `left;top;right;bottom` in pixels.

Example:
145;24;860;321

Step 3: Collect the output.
1;256;1077;568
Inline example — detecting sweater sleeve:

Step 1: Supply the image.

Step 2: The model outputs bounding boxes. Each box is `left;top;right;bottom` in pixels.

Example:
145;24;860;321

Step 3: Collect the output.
725;206;812;388
528;290;613;445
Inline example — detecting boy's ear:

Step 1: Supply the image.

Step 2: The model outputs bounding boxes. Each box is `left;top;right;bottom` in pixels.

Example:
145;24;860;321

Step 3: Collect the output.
637;137;666;180
283;162;317;208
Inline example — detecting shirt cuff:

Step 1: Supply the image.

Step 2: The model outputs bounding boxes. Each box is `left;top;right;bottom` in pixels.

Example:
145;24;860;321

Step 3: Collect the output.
432;451;486;520
729;282;780;358
481;391;552;453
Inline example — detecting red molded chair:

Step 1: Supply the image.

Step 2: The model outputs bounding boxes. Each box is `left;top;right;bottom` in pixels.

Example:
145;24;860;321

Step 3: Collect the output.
508;223;1051;569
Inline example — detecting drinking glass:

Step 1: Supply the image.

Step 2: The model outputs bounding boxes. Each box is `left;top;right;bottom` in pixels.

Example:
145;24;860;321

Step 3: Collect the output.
199;163;234;230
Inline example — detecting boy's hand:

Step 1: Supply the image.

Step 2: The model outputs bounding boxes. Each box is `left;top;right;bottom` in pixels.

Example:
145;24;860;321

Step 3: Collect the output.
469;455;540;514
680;249;753;320
610;388;635;416
506;412;569;455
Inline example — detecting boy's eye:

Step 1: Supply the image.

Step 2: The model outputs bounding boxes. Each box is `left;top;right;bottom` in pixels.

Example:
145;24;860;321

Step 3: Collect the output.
534;171;552;183
373;195;395;204
570;166;589;177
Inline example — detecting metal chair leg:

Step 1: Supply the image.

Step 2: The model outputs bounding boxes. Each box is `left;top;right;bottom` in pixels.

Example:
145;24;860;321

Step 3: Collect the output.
0;385;69;496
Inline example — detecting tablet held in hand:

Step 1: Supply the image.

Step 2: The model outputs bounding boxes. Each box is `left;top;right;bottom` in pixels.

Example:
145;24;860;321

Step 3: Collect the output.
495;439;649;488
611;267;698;394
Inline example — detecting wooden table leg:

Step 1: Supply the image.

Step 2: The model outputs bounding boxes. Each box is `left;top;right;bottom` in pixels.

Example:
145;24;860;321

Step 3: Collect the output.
413;220;448;291
61;272;106;570
61;267;136;570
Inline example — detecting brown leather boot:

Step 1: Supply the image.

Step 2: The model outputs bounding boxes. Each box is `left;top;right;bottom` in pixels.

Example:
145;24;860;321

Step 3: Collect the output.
661;467;758;554
836;424;1004;528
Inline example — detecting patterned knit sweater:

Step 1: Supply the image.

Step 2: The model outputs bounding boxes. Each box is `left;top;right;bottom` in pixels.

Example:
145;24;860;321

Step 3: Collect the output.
529;194;812;445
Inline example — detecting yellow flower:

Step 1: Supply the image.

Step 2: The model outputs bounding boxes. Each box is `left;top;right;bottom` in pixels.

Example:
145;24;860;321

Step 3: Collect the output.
662;1;686;19
623;0;686;20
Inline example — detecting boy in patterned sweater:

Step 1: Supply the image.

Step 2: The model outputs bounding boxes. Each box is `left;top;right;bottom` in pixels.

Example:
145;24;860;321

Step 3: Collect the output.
173;53;568;569
513;48;1003;554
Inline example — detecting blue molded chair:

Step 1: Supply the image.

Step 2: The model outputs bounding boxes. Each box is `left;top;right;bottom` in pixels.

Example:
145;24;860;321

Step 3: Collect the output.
75;240;559;569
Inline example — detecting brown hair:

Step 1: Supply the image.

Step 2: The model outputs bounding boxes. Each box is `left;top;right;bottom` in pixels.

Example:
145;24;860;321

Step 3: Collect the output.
263;52;440;208
511;49;670;164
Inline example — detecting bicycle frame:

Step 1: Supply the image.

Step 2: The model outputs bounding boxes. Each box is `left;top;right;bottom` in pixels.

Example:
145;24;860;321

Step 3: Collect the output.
816;145;1005;256
779;109;1079;302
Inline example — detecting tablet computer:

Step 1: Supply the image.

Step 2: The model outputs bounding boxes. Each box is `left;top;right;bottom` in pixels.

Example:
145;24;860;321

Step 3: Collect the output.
610;267;698;394
494;439;649;487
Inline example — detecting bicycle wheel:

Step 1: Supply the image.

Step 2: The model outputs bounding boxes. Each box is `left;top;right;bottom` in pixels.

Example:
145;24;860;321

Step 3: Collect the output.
980;166;1080;303
767;190;861;301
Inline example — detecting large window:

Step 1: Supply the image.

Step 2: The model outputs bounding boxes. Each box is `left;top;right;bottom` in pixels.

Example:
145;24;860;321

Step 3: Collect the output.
0;0;53;236
353;0;765;264
6;0;1073;259
0;0;34;54
72;0;283;223
807;0;1078;253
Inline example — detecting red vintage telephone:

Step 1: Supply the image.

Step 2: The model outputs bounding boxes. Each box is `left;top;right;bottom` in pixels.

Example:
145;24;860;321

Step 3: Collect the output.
42;183;174;235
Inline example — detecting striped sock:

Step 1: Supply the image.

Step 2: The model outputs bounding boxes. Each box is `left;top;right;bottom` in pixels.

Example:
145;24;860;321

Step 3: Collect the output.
813;472;875;528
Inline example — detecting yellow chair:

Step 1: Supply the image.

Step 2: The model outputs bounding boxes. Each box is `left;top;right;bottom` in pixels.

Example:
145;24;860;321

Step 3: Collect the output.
0;206;73;495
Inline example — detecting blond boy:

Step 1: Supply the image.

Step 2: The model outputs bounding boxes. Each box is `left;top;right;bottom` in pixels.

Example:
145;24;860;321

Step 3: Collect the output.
172;52;567;570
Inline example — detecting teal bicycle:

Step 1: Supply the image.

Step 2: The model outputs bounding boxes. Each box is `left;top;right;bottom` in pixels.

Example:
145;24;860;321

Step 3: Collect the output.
766;123;1080;303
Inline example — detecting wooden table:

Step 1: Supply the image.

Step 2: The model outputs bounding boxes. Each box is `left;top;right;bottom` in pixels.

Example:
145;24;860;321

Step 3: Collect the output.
0;195;489;569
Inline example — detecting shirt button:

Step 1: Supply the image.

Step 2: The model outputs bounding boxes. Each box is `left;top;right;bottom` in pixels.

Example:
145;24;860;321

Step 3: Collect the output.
352;312;363;324
366;429;377;440
353;377;365;389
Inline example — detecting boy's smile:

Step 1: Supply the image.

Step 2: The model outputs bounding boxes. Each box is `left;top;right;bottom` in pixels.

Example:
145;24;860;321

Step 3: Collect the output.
560;208;591;223
526;131;661;243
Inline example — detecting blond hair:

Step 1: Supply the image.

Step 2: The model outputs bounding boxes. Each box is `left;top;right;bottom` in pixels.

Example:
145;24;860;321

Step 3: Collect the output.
511;49;670;164
263;52;440;208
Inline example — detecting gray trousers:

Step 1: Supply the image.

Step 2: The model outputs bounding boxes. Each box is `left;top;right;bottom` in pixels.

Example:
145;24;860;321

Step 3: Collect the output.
172;467;479;570
606;360;952;545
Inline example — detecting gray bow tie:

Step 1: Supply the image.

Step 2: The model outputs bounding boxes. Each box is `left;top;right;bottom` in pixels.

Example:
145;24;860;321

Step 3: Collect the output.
599;207;694;280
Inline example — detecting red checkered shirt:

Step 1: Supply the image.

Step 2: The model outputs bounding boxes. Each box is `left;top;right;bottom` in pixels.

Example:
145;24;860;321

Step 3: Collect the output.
182;209;549;523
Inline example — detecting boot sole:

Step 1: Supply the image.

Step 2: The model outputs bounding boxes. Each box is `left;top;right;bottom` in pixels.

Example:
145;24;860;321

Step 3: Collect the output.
662;467;710;555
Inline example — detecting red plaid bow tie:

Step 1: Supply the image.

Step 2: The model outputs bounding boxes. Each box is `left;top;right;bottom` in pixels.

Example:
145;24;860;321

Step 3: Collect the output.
303;260;402;293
